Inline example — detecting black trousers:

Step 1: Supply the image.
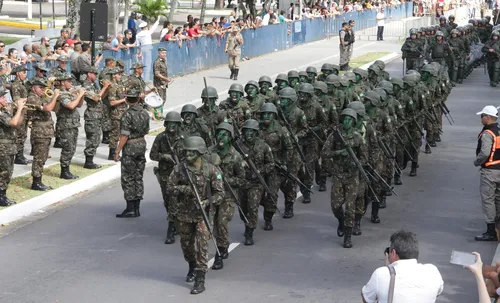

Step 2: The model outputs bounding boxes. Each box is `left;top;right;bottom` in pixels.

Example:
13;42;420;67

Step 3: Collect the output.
377;26;384;40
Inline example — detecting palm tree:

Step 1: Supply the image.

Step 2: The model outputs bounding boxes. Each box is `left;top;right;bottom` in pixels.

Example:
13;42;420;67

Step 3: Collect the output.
134;0;168;23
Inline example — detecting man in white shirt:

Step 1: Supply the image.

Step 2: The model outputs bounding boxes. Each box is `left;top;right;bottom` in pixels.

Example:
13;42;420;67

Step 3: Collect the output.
262;9;273;26
136;17;160;79
376;7;386;41
362;230;444;303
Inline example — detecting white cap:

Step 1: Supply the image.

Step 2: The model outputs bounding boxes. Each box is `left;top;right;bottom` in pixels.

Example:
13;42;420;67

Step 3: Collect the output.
139;21;148;28
477;105;498;117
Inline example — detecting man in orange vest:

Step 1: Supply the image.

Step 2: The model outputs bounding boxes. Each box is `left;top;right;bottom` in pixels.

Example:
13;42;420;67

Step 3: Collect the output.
474;105;500;241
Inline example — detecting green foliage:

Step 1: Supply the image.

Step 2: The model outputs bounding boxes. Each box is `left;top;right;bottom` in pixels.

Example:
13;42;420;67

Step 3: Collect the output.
134;0;168;22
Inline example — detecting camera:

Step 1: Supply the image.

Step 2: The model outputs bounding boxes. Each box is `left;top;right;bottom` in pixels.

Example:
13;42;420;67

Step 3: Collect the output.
384;247;390;255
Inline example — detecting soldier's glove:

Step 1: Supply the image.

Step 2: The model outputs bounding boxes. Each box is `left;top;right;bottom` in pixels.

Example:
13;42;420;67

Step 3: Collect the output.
161;154;176;164
200;199;209;208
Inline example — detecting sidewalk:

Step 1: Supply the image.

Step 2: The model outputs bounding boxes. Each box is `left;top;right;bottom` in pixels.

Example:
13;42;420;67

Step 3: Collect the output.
1;38;402;225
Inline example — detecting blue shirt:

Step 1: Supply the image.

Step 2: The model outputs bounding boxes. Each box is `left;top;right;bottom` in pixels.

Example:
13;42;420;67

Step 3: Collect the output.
128;17;136;32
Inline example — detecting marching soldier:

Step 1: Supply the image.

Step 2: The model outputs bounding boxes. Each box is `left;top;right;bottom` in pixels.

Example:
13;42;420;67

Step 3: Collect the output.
243;80;265;118
10;65;31;165
197;86;224;137
167;136;224;295
402;28;424;71
150;111;184;244
181;104;213;144
114;88;150;218
219;83;251;131
225;28;243;80
306;66;317;84
258;76;277;102
0;86;26;206
482;31;500;87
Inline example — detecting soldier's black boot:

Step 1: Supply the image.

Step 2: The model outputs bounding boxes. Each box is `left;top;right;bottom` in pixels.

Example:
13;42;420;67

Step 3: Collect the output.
164;221;176;244
457;67;464;84
343;227;353;248
425;144;432;154
190;270;206;294
283;201;294;218
334;210;345;237
134;200;141;217
302;191;311;204
435;134;441;142
31;176;52;191
318;180;327;192
385;179;393;196
84;155;101;169
186;261;196;282
116;200;136;218
229;68;234;80
14;152;31;165
263;211;274;231
475;223;497;241
353;214;362;236
212;251;224;270
244;226;254;246
220;246;229;259
108;148;115;161
409;161;418;177
394;173;402;185
60;166;79;179
371;202;381;223
379;196;387;209
53;137;62;148
233;69;239;81
0;189;15;206
101;131;110;144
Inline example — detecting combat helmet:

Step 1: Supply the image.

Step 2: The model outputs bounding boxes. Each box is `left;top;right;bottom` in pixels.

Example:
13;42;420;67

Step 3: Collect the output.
347;101;366;117
275;73;289;84
164;111;182;123
403;74;419;87
229;83;245;94
181;104;198;116
298;83;314;95
325;74;341;86
363;90;381;107
313;81;328;94
184;136;207;154
390;77;404;89
242;119;260;131
409;28;418;35
306;66;317;75
216;122;235;138
288;70;299;80
353;68;368;79
201;86;218;99
344;71;356;83
258;75;273;86
377;80;394;94
435;31;444;37
340;108;358;124
450;29;459;36
279;87;298;102
373;88;387;103
245;80;259;91
260;102;278;115
320;63;334;73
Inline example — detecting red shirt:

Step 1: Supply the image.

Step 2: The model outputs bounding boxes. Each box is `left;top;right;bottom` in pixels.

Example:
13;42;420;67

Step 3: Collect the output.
165;33;172;41
66;39;76;46
187;28;197;37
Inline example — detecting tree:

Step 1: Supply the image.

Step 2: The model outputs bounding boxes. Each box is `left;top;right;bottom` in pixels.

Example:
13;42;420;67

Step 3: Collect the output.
134;0;168;23
67;0;83;34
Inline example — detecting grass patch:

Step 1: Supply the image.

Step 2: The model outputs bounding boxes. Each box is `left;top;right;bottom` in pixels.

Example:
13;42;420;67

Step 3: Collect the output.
348;52;392;69
0;36;22;45
148;126;164;137
2;163;113;208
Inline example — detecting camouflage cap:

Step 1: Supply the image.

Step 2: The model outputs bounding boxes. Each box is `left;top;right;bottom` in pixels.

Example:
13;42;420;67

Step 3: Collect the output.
116;59;125;67
30;78;48;87
106;67;122;75
124;88;141;97
57;73;73;81
105;56;116;62
57;55;70;62
158;47;166;52
34;62;50;72
10;65;29;75
84;66;99;74
130;62;146;69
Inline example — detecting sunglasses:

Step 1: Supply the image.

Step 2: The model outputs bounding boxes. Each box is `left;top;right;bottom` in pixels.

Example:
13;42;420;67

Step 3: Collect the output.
0;45;5;47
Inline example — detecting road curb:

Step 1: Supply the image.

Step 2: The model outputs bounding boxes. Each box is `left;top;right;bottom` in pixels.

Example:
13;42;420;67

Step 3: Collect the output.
0;45;401;227
0;20;47;29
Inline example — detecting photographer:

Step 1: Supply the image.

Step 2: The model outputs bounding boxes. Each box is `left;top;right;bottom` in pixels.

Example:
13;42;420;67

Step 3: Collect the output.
361;230;444;303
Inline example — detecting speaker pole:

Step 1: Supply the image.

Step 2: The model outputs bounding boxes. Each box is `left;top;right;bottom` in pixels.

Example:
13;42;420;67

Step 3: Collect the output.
91;8;96;66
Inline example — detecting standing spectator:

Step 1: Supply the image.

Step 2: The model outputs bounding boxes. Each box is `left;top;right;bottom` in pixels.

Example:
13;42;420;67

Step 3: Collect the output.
361;230;444;302
56;28;70;48
262;9;274;25
376;7;386;41
220;16;231;28
347;20;355;68
160;21;173;41
40;37;50;57
128;12;138;43
187;14;194;24
279;10;287;22
245;14;256;28
339;22;352;71
136;17;160;79
31;44;44;63
70;43;82;81
102;35;115;51
474;105;500;241
77;43;103;81
288;3;295;19
19;44;33;65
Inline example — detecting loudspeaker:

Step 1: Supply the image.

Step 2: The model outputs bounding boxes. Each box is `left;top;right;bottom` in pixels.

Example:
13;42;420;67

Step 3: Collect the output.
79;2;108;42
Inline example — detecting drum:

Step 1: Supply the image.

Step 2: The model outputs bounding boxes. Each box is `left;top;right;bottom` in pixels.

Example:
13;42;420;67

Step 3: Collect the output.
145;92;164;121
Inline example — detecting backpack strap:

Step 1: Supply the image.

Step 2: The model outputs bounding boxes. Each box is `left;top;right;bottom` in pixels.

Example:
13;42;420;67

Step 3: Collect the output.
387;265;396;303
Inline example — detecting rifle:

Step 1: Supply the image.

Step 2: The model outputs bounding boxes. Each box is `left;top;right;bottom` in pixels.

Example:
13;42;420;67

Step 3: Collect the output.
306;125;325;145
394;130;415;162
274;161;313;195
440;101;454;123
333;128;380;203
181;162;220;256
165;135;180;165
277;107;312;178
365;163;398;196
401;124;420;155
203;77;217;146
377;137;402;175
413;117;432;151
222;176;249;224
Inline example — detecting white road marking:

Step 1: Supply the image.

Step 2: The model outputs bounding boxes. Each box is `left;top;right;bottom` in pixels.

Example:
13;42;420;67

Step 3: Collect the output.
118;233;134;241
208;242;240;268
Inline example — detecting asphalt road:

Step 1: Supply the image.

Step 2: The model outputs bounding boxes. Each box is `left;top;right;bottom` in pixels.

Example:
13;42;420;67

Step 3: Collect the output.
0;54;496;302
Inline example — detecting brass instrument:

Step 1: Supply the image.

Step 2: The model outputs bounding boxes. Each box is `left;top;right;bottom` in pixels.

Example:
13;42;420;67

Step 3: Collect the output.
44;77;56;98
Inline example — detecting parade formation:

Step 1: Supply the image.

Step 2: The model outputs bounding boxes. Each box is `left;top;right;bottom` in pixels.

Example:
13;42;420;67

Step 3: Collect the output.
0;14;494;296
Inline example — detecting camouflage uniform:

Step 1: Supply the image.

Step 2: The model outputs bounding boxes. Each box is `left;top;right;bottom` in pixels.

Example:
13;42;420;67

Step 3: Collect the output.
153;52;169;104
57;87;81;172
219;85;252;132
82;78;104;159
98;66;113;141
181;104;213;145
107;70;128;158
243;81;265;119
10;77;29;162
401;31;424;71
0;104;17;203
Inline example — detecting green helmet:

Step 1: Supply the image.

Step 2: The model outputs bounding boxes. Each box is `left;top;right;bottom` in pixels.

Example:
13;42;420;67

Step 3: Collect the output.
406;69;421;81
422;64;438;77
374;60;385;70
288;70;299;79
419;27;426;33
325;74;340;85
201;86;218;99
184;136;207;153
347;101;366;117
449;14;455;20
492;30;500;37
435;31;444;37
416;27;423;33
275;73;289;84
364;90;381;107
306;66;317;75
245;80;259;91
299;71;309;78
353;68;368;79
439;16;447;22
229;83;244;94
344;71;356;83
373;88;387;102
377;80;393;94
216;122;235;138
451;29;459;36
403;74;418;87
409;28;418;35
258;75;272;86
390;77;404;88
339;76;350;87
320;63;334;72
340;108;358;123
260;102;278;115
181;104;198;116
331;64;340;74
313;81;328;93
165;111;182;123
368;64;381;75
242;119;260;131
279;87;298;102
298;83;314;95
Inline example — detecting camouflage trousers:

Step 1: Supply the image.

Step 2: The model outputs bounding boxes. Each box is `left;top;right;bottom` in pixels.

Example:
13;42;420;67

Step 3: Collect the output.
240;183;264;229
434;106;443;139
298;141;319;190
157;173;177;222
0;154;15;191
54;117;61;141
16;114;28;155
84;118;102;157
395;127;411;169
406;57;422;71
155;85;167;105
425;107;438;145
315;142;328;186
339;44;350;66
279;161;299;204
59;127;79;168
213;197;235;249
109;118;122;150
32;138;51;178
408;118;423;161
262;172;279;213
354;174;366;216
381;139;396;184
121;152;146;201
101;104;112;133
331;173;359;228
177;220;210;273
